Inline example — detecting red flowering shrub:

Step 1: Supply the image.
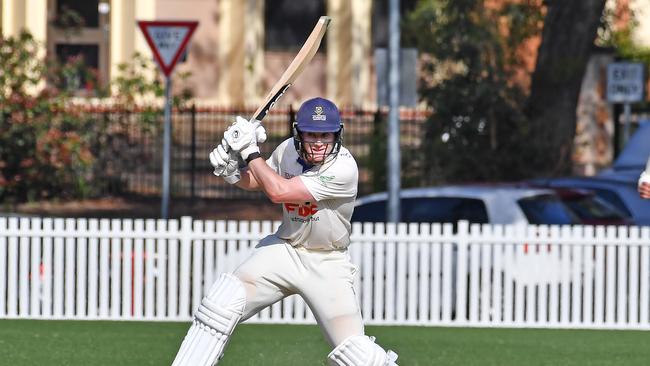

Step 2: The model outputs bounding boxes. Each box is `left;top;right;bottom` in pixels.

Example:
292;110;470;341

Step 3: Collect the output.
0;31;94;203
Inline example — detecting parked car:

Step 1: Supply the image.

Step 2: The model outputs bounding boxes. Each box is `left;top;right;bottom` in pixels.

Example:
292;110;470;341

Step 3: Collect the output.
351;184;581;225
527;175;650;225
352;185;586;319
521;185;633;226
527;121;650;226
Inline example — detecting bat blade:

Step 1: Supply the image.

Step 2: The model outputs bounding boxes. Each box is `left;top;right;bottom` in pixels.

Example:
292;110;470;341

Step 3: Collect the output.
253;16;331;122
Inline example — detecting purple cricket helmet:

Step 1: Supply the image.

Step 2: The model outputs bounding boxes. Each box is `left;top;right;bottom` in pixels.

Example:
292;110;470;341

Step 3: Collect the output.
292;97;344;164
295;97;342;132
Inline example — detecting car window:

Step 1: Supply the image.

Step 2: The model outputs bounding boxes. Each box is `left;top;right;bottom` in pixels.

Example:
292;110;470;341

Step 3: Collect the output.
517;194;580;225
352;197;489;224
402;197;489;224
587;188;632;216
351;201;387;223
563;195;631;220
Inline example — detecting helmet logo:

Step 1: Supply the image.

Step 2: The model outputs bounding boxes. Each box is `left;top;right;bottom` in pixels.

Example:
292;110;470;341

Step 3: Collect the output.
312;106;326;121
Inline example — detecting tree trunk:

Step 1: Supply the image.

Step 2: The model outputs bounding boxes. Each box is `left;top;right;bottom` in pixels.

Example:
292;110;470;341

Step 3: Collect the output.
526;0;606;176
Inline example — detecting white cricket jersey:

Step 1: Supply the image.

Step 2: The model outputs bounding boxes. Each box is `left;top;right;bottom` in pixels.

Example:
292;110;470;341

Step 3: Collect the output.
265;138;358;250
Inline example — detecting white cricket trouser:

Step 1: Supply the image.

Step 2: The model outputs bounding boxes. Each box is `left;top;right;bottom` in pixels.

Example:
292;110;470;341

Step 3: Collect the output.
233;234;364;347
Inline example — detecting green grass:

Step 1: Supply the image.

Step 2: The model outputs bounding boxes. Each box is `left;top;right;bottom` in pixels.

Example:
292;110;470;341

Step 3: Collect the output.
1;320;650;365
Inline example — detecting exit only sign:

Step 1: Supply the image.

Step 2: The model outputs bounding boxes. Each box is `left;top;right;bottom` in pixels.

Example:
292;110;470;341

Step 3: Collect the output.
607;62;645;103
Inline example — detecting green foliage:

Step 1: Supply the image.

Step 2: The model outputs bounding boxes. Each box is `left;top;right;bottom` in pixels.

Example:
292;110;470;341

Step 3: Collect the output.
113;52;165;106
95;53;194;196
109;51;193;141
596;7;650;112
597;6;650;63
367;111;423;192
403;0;543;183
112;51;193;108
0;31;94;203
0;30;195;204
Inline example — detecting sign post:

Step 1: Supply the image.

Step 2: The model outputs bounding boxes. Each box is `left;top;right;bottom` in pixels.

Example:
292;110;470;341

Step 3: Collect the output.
138;20;198;219
606;62;645;145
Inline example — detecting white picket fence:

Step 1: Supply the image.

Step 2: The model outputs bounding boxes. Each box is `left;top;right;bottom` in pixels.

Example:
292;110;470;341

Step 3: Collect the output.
1;216;650;329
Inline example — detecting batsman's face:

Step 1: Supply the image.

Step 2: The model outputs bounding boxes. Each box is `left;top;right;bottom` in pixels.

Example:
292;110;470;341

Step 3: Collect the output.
302;132;335;163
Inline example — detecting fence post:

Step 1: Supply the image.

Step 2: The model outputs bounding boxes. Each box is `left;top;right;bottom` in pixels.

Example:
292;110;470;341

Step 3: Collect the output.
0;217;6;318
190;103;197;205
179;216;193;319
455;220;469;324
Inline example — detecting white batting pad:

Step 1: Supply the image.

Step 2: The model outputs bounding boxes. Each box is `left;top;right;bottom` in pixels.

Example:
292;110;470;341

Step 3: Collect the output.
327;335;399;366
171;273;246;366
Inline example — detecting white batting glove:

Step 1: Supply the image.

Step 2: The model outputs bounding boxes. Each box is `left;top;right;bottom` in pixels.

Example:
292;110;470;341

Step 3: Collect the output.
224;116;267;162
209;143;241;184
252;118;267;144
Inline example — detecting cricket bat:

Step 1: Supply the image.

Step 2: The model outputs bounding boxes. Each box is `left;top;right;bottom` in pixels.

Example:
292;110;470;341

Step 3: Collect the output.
220;16;330;171
252;16;331;122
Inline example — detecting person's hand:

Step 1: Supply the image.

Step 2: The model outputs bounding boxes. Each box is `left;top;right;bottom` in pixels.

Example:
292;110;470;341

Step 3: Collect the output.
640;183;650;199
639;172;650;199
209;143;241;184
223;116;267;161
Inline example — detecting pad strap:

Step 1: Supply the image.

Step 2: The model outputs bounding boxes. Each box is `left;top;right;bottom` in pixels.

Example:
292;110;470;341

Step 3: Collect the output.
327;335;399;366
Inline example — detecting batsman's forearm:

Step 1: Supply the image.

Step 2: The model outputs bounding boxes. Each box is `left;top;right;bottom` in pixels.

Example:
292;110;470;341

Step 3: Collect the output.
247;158;290;203
235;169;261;191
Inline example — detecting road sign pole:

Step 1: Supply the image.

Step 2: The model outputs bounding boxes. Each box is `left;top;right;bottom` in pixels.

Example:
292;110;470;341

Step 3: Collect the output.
138;20;197;219
387;0;401;224
623;102;631;145
161;77;172;219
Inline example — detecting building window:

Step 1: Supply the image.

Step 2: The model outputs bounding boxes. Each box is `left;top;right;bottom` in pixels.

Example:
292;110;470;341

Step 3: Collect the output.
56;0;100;28
264;0;326;51
48;0;110;93
55;44;99;90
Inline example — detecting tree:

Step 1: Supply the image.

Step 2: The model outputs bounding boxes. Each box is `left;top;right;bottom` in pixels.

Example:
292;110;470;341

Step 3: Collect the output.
526;0;607;176
404;0;543;184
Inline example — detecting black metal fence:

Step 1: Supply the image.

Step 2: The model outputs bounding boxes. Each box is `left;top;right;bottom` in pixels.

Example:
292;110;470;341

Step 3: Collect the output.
88;105;430;200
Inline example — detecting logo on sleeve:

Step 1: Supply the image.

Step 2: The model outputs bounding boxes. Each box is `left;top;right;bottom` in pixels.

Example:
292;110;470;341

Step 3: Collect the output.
318;175;335;186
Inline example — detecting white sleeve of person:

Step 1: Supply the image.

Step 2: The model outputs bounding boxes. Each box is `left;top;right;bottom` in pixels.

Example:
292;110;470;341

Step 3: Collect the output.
300;153;358;201
171;273;246;366
327;335;399;366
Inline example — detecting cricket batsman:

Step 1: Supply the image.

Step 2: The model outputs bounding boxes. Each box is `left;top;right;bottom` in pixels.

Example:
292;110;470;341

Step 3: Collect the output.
171;97;399;365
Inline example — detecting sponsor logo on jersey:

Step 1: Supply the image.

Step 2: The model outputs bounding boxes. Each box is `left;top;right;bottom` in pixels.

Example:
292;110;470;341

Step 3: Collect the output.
290;216;320;223
312;106;327;121
318;175;335;186
284;202;319;217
